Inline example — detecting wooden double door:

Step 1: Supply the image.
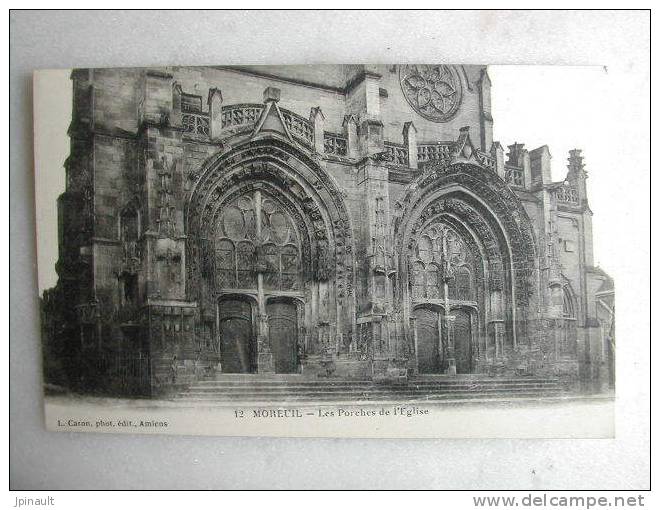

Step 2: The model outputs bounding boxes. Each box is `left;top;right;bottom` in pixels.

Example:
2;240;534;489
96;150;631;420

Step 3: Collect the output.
218;297;298;374
415;306;474;374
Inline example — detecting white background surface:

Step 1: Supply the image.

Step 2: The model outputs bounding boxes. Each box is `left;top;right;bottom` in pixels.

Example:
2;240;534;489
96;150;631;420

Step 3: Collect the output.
10;10;650;489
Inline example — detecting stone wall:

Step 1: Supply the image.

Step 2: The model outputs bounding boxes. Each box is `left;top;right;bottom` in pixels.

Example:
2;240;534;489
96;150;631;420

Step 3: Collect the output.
43;65;613;396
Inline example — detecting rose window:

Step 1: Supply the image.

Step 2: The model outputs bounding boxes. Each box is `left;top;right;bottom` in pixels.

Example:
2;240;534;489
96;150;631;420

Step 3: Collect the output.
399;65;462;122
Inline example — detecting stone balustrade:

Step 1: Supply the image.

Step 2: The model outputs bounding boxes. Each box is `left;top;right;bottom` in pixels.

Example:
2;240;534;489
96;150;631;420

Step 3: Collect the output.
475;149;496;171
505;165;525;187
383;142;409;166
280;108;314;147
323;132;348;156
221;103;264;129
181;111;210;136
417;143;453;164
555;185;580;204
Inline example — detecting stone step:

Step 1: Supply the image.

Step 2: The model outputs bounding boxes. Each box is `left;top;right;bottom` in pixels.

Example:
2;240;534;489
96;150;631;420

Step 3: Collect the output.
175;384;565;400
191;377;559;385
187;381;561;390
181;389;561;400
173;390;567;403
184;382;562;392
172;374;568;403
198;373;558;381
181;382;563;392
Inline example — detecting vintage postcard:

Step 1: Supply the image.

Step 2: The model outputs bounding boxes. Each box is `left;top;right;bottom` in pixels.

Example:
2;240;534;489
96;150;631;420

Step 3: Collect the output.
34;64;616;438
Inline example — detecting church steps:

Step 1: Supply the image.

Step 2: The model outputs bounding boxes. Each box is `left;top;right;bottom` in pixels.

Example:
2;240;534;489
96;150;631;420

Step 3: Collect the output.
187;381;559;390
180;382;562;392
187;380;562;388
178;388;564;399
174;391;567;403
172;375;568;402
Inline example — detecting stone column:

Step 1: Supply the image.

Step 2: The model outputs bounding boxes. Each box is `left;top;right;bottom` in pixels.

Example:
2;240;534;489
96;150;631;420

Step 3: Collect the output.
143;69;173;125
529;145;552;188
521;149;531;191
493;321;504;360
409;315;418;359
445;314;457;375
310;106;325;154
478;69;494;151
403;121;418;169
171;83;182;128
256;313;273;373
207;87;223;140
343;114;359;159
491;141;505;181
254;190;273;373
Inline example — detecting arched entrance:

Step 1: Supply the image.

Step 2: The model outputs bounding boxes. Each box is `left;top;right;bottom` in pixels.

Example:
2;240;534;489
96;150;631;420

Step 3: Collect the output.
414;304;476;375
415;306;442;374
186;138;356;373
213;189;304;374
409;218;481;374
394;162;539;372
266;297;300;374
218;297;256;373
453;307;473;374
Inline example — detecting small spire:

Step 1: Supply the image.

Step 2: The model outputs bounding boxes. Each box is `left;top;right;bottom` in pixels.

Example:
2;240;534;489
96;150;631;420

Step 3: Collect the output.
567;149;586;177
506;142;525;167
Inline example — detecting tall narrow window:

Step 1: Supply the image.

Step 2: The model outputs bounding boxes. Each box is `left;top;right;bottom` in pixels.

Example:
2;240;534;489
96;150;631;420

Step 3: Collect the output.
215;192;303;292
260;197;302;292
563;286;576;319
216;239;235;288
281;245;301;290
562;285;578;357
120;206;139;260
456;267;473;301
412;261;426;299
426;263;441;299
409;223;476;303
236;241;256;288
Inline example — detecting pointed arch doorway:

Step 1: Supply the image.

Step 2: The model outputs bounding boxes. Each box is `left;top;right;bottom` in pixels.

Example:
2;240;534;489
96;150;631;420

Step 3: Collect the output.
218;297;256;374
266;298;299;374
213;188;306;374
415;306;443;374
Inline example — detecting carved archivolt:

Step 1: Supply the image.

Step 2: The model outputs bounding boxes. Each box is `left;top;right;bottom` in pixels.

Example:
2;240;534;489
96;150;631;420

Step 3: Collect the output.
185;138;356;300
394;161;538;308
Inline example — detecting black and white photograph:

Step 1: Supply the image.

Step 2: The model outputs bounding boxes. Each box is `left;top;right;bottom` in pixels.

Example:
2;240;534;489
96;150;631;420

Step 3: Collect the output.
34;62;618;438
11;9;650;493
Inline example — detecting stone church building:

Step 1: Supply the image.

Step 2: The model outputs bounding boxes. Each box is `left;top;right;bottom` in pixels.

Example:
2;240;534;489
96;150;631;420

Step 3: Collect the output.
42;64;615;395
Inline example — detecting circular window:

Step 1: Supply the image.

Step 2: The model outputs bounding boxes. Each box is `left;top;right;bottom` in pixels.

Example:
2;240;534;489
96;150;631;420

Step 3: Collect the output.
399;64;462;122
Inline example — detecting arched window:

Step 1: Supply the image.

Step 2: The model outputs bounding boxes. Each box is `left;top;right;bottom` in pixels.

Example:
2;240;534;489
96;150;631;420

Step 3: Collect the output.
216;239;235;288
417;236;433;264
120;207;139;241
120;205;140;259
426;263;441;299
446;276;457;300
260;197;302;292
119;205;140;305
236;241;256;288
409;223;476;303
215;192;303;292
563;286;576;319
561;285;578;357
261;243;280;289
412;261;426;299
280;245;301;291
456;266;473;301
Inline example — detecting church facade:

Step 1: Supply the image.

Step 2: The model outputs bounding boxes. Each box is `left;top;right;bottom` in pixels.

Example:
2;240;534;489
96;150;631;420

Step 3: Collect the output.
42;64;615;395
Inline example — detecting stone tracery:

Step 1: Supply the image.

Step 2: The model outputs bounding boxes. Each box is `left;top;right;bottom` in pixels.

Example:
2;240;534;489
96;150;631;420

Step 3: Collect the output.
399;64;463;122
